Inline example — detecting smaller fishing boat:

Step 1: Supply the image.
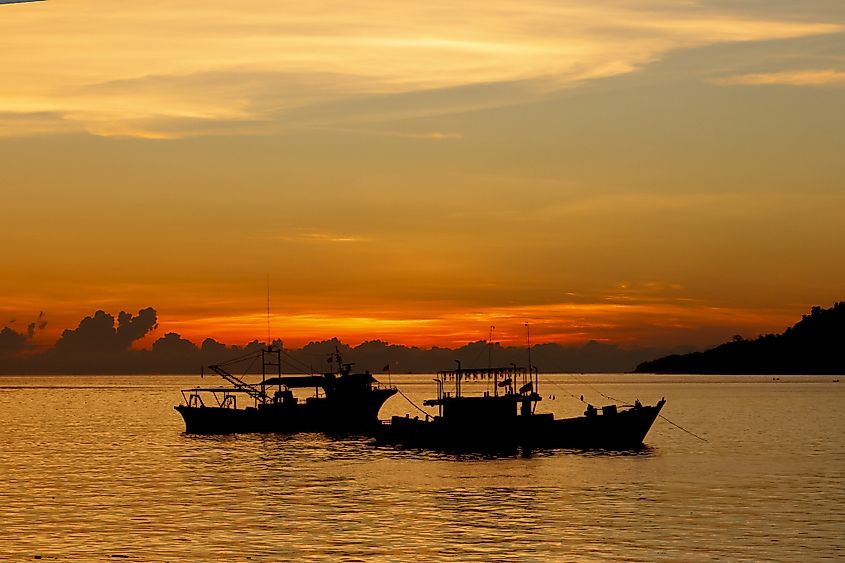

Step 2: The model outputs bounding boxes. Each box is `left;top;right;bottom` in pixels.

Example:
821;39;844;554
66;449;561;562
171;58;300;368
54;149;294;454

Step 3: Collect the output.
175;347;397;434
378;364;664;451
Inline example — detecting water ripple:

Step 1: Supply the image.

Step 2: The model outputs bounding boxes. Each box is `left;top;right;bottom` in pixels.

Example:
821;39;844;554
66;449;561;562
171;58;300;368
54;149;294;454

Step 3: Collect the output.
0;375;843;561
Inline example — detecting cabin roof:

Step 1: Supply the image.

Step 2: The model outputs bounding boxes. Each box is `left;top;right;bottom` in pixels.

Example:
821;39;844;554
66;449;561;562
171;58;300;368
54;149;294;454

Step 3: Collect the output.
437;366;530;378
263;375;327;389
182;387;257;393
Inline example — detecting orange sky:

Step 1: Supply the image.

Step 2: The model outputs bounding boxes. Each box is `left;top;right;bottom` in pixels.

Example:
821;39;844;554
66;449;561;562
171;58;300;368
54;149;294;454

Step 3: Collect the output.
1;0;843;351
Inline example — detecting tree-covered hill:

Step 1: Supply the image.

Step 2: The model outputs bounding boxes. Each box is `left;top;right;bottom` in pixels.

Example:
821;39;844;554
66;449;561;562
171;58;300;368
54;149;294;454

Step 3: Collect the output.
635;302;845;374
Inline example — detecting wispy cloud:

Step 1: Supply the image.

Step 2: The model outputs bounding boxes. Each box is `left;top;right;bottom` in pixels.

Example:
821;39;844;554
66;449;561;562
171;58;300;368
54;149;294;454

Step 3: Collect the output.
714;69;845;86
0;0;839;138
313;127;463;140
277;231;374;244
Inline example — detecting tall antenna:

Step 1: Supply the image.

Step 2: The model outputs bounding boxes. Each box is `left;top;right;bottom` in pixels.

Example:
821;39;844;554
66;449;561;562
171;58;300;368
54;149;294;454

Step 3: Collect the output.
266;274;271;349
525;322;532;375
487;325;495;368
486;325;495;395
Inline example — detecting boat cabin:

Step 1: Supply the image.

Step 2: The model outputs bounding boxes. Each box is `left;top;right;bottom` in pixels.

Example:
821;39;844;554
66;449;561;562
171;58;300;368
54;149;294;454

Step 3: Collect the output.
423;365;542;423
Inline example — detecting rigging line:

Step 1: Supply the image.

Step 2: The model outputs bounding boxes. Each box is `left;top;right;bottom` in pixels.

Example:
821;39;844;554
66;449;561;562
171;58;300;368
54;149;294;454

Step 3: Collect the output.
465;344;488;369
542;375;709;444
539;377;708;443
538;375;584;403
487;325;495;369
539;373;628;406
241;354;259;378
658;414;709;442
396;387;433;418
570;372;614;402
278;349;318;374
596;390;631;406
569;372;633;406
216;348;265;367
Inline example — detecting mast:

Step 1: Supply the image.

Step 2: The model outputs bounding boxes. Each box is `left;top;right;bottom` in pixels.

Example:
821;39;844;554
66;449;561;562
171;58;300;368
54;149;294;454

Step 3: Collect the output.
262;274;271;402
487;325;495;368
261;347;266;404
266;273;271;348
525;322;532;392
487;325;495;396
454;359;462;398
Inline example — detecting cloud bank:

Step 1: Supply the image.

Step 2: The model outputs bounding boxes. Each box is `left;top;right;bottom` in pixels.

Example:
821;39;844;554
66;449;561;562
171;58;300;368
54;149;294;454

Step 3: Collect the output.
0;311;47;356
0;307;690;374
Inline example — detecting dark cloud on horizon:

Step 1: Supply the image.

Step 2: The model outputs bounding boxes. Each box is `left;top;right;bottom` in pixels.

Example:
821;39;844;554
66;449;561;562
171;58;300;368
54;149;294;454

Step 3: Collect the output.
0;307;280;374
0;326;28;355
1;311;49;356
152;332;198;356
0;307;693;374
53;308;157;355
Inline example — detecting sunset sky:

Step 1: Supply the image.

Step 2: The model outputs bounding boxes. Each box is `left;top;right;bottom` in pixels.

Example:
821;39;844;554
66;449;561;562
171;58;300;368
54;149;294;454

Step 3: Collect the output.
1;0;843;350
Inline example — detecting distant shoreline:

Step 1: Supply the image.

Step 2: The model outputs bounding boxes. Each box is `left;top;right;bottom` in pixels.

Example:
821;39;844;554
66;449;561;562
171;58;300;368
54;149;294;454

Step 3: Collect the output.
635;302;845;375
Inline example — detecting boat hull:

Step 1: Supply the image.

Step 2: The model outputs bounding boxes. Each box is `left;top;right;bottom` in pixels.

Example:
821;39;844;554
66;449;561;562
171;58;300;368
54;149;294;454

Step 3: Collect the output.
378;400;665;451
523;400;665;449
175;388;397;435
379;414;522;453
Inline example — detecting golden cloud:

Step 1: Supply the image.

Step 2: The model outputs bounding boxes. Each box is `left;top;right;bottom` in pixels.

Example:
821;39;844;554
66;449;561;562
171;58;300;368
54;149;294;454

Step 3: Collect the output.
0;1;839;137
714;69;845;87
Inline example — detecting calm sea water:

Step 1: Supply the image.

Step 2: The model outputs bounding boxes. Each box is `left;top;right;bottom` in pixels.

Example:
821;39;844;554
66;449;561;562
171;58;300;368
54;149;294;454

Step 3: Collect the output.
0;374;842;561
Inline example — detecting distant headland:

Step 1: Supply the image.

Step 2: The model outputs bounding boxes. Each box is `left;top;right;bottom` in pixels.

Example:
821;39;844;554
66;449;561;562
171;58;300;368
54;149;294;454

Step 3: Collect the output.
635;302;845;375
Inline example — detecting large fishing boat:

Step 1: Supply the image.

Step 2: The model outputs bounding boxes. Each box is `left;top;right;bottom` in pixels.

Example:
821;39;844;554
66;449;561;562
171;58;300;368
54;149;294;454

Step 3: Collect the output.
378;363;665;451
175;347;397;434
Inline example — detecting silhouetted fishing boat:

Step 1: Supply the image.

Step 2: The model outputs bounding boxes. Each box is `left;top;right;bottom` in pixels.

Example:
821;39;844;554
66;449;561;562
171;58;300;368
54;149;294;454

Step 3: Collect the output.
175;347;397;434
378;364;665;451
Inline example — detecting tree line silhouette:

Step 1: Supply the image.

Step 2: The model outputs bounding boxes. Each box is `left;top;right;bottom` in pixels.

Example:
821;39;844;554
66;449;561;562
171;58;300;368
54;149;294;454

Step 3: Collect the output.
635;302;845;374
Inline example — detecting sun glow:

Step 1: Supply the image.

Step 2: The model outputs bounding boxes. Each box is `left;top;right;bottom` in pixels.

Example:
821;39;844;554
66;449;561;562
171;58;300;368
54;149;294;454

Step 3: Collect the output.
126;300;798;351
1;0;843;358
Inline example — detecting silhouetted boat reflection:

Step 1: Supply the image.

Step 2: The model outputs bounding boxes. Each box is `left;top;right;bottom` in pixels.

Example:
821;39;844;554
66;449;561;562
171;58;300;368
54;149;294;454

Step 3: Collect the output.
377;365;664;452
175;347;396;434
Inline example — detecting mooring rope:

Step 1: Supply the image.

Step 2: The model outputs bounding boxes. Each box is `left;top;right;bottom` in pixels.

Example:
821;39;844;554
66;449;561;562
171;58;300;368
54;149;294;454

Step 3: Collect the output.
539;374;708;442
658;414;709;442
396;387;433;418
